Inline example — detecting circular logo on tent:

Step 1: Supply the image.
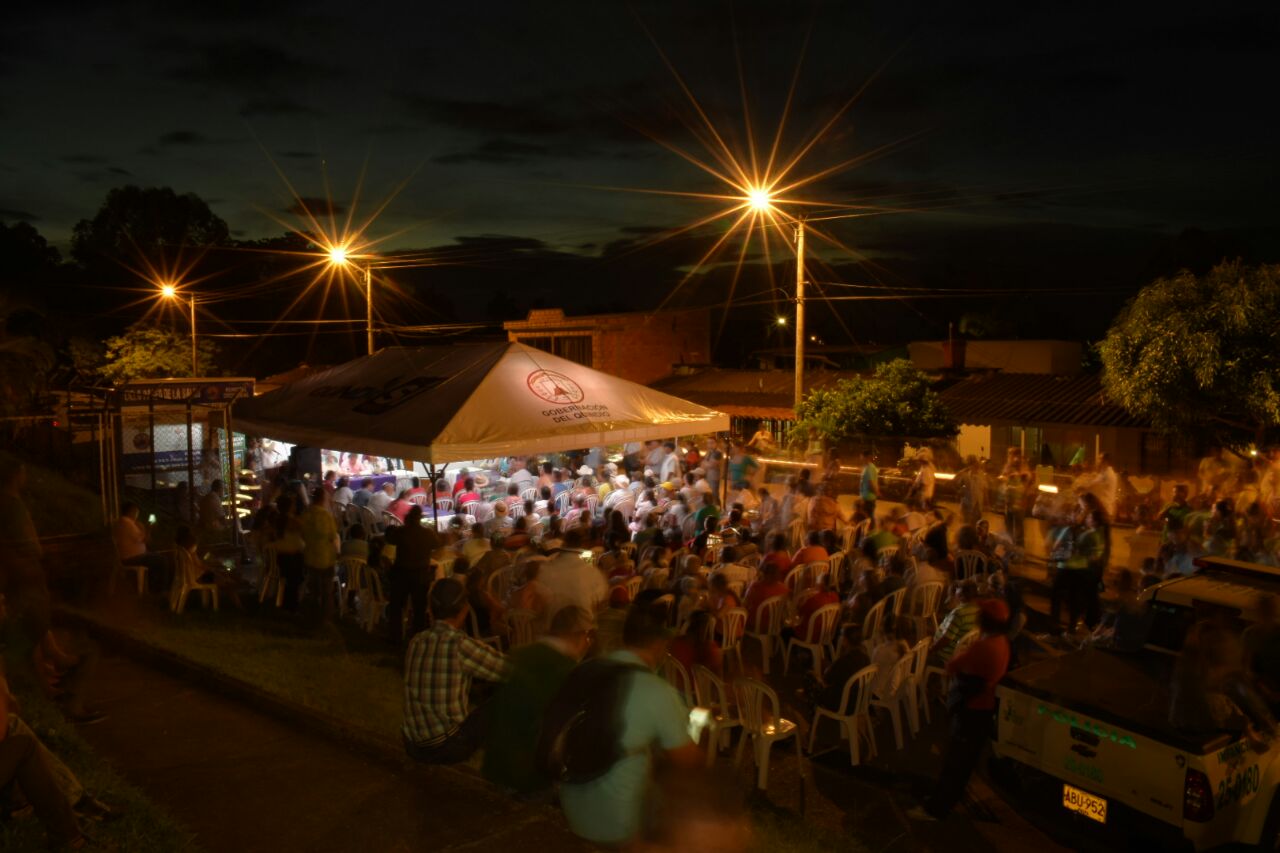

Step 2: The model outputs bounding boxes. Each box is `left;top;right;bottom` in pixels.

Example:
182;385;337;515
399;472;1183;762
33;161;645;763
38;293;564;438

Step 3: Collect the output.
527;369;584;404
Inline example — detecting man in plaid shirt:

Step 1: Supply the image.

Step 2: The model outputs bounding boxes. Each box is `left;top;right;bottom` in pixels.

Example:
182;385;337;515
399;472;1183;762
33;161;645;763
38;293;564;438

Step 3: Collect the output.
402;577;509;764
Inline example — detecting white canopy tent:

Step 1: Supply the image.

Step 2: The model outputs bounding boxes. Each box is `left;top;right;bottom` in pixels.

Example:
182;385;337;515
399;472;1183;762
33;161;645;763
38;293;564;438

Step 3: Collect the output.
234;342;729;464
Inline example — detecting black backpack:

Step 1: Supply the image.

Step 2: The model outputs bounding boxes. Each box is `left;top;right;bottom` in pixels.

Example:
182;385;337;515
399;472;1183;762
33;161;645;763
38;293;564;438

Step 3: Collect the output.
537;657;648;784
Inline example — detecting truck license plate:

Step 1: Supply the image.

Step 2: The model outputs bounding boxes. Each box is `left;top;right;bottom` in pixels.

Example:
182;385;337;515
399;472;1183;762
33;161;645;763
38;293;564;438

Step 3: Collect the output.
1062;783;1107;824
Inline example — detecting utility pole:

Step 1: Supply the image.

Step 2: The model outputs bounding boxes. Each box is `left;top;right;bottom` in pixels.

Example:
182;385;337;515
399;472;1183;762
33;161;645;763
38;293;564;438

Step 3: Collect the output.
793;219;806;411
364;265;374;355
189;295;198;376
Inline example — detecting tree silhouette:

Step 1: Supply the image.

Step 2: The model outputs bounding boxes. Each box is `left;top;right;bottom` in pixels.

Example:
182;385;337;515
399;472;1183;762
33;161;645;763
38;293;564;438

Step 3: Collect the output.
71;186;229;273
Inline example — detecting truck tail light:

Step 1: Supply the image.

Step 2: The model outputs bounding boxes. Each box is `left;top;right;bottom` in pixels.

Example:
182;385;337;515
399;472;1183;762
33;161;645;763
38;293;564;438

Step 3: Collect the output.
1183;769;1214;822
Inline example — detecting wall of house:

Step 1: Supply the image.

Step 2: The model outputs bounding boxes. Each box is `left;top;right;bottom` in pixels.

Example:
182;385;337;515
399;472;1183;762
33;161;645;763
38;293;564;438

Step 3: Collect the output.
909;340;1083;374
507;308;710;386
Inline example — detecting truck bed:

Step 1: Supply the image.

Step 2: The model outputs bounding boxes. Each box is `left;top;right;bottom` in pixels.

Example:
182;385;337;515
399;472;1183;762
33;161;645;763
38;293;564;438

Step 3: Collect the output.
1002;647;1232;754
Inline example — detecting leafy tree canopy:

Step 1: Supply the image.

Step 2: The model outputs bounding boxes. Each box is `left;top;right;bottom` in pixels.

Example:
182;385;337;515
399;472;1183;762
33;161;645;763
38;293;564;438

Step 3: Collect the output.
1100;260;1280;450
100;325;220;384
71;186;229;270
794;358;957;445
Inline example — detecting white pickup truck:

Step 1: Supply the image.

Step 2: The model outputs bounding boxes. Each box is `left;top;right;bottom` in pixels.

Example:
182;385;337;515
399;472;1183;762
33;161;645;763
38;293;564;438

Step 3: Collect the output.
992;557;1280;850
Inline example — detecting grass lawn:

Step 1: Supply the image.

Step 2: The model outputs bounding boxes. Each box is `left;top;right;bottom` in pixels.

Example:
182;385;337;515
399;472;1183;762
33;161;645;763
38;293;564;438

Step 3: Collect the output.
0;684;197;852
66;599;405;742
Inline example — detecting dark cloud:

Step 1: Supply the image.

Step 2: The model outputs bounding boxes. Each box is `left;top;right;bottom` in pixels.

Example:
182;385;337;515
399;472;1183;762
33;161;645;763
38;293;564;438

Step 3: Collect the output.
285;197;345;216
168;39;333;93
157;130;208;146
432;138;552;165
277;150;316;160
451;234;552;252
398;94;571;136
108;166;132;176
238;96;319;117
0;208;39;222
61;154;106;165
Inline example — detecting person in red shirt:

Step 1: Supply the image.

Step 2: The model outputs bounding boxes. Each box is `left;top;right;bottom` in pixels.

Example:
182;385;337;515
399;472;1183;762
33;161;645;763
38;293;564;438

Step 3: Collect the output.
758;533;791;577
794;574;840;641
455;477;481;507
790;531;828;575
451;470;470;499
404;477;426;499
908;598;1012;822
668;610;723;677
742;564;789;632
386;491;415;523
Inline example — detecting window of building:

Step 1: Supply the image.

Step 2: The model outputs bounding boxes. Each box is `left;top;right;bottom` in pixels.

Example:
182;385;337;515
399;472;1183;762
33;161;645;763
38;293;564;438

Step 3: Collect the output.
517;335;592;367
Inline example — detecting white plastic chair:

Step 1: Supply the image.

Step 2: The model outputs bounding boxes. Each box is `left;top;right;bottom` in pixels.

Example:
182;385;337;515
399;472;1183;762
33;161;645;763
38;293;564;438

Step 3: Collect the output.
487;566;515;601
718;607;747;673
784;602;842;677
784;568;809;604
661;654;695;708
907;638;932;728
693;664;741;767
808;665;878;766
435;497;454;512
112;549;149;597
870;652;917;750
876;544;899;566
734;677;803;790
826;551;846;590
508;502;525;520
507;608;536;648
745;595;787;674
622;574;644;599
555;491;572;516
860;597;888;654
905;581;946;638
170;549;218;615
955;549;989;582
468;606;502;651
787;518;807;551
337;556;367;617
520;487;538;502
882;587;907;619
381;511;403;530
355;567;387;633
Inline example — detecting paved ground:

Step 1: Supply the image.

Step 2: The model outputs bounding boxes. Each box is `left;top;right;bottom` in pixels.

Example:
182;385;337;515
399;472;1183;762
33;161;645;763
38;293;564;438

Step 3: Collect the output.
76;654;590;853
62;504;1135;853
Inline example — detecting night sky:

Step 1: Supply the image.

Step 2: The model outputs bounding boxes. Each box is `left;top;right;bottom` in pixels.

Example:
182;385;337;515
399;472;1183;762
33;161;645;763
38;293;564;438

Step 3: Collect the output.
4;1;1279;366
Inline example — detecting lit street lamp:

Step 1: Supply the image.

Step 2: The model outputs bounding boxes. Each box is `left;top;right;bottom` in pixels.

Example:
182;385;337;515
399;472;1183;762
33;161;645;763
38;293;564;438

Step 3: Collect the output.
741;187;809;410
160;283;199;376
326;246;376;355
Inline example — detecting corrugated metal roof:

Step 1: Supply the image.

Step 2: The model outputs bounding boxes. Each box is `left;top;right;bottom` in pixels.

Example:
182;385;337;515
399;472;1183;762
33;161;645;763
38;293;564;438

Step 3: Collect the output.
650;369;864;419
939;372;1147;429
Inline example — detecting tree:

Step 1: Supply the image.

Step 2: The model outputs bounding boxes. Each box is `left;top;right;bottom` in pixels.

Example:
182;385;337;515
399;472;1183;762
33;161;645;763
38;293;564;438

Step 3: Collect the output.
794;359;957;445
71;186;229;270
1100;260;1280;450
99;326;219;384
0;299;56;417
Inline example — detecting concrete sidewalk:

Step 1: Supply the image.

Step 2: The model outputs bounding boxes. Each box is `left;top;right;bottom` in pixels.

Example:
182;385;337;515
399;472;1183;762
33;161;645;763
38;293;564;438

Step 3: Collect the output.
77;654;589;853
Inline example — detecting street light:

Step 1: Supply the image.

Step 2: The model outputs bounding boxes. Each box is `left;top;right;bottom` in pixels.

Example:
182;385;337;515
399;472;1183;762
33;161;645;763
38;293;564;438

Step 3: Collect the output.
325;246;375;355
736;187;808;409
159;283;198;376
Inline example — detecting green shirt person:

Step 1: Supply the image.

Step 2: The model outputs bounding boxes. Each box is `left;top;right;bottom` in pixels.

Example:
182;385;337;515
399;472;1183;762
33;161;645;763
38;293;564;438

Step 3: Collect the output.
482;606;594;794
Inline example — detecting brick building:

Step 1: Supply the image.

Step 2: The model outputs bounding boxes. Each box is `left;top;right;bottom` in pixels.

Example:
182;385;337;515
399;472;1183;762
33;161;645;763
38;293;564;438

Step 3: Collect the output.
502;307;711;386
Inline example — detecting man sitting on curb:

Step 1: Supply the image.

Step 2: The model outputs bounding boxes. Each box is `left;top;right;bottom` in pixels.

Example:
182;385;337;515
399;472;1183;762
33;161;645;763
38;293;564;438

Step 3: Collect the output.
402;578;509;765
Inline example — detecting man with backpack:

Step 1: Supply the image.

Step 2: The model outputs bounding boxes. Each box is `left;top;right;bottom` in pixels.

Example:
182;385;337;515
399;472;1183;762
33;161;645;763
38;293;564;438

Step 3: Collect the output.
539;594;702;845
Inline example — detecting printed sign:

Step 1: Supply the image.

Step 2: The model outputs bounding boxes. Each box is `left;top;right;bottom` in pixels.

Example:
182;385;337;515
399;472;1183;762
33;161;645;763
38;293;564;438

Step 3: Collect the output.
527;369;585;405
